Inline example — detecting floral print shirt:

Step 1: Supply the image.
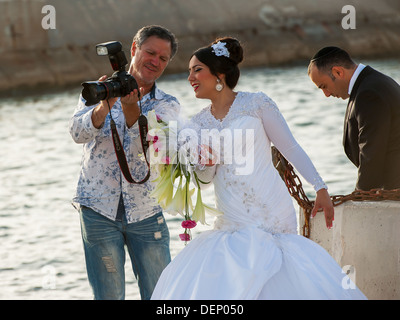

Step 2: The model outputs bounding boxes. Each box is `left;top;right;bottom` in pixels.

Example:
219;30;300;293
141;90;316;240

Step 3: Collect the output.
69;84;180;223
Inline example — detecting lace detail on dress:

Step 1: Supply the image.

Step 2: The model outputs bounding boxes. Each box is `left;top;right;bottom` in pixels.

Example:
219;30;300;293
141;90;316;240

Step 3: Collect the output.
308;175;328;192
214;165;297;235
192;91;283;130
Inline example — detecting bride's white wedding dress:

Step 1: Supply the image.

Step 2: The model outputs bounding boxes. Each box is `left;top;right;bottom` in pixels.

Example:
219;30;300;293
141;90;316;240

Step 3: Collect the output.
151;92;366;300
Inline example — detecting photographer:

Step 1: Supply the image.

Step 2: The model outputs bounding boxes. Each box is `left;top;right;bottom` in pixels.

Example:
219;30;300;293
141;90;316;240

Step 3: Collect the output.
69;25;179;300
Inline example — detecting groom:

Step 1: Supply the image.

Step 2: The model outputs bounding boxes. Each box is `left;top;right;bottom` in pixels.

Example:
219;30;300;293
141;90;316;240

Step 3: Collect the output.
308;46;400;191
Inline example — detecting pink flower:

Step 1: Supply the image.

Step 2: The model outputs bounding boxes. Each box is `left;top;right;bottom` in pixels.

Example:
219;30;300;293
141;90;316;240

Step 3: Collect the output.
161;156;171;165
179;233;191;241
156;114;162;122
181;220;197;229
148;134;159;143
153;138;160;152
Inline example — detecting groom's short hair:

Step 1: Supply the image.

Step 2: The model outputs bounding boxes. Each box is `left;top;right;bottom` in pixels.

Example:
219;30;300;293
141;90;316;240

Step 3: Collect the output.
308;46;356;75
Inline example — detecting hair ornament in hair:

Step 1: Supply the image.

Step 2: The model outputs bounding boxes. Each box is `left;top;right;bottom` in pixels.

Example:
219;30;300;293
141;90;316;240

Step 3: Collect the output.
211;41;230;58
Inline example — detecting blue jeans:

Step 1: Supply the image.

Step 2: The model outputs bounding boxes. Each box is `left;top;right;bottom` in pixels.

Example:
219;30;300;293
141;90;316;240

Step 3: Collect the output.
79;205;171;300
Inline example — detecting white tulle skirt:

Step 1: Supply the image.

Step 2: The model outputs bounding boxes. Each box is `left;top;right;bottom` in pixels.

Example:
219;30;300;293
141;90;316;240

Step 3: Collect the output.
151;226;367;300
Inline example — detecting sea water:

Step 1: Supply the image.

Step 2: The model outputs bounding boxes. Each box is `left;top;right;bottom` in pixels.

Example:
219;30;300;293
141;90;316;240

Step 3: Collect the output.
0;59;399;299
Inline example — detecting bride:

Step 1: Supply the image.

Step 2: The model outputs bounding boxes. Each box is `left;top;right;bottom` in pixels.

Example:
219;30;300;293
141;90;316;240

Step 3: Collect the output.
151;37;366;300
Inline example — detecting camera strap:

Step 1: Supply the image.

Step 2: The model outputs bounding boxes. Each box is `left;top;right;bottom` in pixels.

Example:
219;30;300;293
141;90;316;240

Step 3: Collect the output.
108;99;151;184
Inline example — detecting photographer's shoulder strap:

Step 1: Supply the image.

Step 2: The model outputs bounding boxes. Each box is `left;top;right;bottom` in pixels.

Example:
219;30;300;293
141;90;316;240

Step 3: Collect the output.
110;115;150;184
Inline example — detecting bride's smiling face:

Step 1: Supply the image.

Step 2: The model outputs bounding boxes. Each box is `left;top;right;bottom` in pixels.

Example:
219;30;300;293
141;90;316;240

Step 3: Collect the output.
188;56;217;99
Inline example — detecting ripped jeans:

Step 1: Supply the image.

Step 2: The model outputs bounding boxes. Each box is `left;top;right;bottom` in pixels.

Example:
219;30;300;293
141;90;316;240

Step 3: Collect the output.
79;204;171;300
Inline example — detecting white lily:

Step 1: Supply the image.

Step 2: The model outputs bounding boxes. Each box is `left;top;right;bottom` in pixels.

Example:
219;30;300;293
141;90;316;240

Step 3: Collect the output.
166;176;185;217
191;187;206;225
150;165;173;203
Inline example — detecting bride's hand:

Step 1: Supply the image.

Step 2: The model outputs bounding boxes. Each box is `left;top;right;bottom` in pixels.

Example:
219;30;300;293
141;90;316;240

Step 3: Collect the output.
311;188;334;229
199;145;217;167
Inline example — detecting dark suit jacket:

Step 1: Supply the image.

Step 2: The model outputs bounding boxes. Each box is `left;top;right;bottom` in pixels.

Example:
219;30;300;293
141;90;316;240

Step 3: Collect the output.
343;66;400;190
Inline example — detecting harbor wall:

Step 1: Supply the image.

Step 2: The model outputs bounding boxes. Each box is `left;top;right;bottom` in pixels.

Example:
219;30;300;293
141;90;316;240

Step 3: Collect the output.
299;201;400;300
1;0;400;96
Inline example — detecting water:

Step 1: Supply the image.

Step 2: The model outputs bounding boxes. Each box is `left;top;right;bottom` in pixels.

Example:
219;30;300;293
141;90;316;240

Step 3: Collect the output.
1;59;399;300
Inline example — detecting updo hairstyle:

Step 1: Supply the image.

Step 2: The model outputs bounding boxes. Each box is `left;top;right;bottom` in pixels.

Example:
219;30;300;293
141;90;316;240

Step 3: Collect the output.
192;37;244;89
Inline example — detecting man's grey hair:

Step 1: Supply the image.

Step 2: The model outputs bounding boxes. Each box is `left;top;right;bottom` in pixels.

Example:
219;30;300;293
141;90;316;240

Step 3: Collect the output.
133;25;178;60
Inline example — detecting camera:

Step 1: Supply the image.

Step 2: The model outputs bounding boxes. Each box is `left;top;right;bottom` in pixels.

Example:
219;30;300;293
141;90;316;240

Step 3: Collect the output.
81;41;138;106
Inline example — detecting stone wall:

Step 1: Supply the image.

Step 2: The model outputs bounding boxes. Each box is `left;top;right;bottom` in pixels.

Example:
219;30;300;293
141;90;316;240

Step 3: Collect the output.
299;201;400;300
1;0;399;95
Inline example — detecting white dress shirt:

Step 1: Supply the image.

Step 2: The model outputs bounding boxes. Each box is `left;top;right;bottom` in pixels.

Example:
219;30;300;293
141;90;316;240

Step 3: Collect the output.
348;63;366;95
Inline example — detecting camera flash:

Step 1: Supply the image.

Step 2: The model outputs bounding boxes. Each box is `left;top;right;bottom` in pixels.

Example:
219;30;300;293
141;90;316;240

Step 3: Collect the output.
96;46;109;56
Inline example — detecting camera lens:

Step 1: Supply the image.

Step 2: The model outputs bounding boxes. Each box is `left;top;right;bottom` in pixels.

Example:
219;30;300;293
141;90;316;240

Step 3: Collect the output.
81;81;108;106
103;80;122;99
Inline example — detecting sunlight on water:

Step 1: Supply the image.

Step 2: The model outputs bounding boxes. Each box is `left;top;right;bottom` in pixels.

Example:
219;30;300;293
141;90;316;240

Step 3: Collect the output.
0;59;398;299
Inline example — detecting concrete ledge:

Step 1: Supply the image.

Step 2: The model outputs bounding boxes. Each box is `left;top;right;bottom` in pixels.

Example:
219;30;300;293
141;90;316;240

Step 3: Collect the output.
300;201;400;300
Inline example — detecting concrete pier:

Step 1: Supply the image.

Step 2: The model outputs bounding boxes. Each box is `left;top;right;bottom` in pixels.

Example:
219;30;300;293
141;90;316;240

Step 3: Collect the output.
1;0;400;95
299;201;400;300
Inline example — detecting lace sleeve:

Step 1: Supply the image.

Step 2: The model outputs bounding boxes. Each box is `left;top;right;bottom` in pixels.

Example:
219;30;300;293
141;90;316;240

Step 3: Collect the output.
183;108;217;190
256;93;327;192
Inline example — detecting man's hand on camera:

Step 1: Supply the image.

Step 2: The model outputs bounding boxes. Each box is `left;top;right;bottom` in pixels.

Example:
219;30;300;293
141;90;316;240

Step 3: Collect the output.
91;75;144;129
91;75;117;129
98;75;119;110
121;87;145;128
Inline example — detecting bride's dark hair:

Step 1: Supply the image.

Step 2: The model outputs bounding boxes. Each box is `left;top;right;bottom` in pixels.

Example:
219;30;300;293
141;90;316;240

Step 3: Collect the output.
192;37;244;89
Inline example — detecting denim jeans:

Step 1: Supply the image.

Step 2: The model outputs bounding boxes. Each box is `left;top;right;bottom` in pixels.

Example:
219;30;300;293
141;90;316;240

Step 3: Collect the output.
79;204;171;300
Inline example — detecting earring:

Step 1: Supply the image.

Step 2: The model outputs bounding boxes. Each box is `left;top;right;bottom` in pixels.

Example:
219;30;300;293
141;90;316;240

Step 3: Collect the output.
216;79;224;92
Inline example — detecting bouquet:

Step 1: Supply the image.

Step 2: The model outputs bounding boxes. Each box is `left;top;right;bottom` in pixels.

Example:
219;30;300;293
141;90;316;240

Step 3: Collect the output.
146;110;221;242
